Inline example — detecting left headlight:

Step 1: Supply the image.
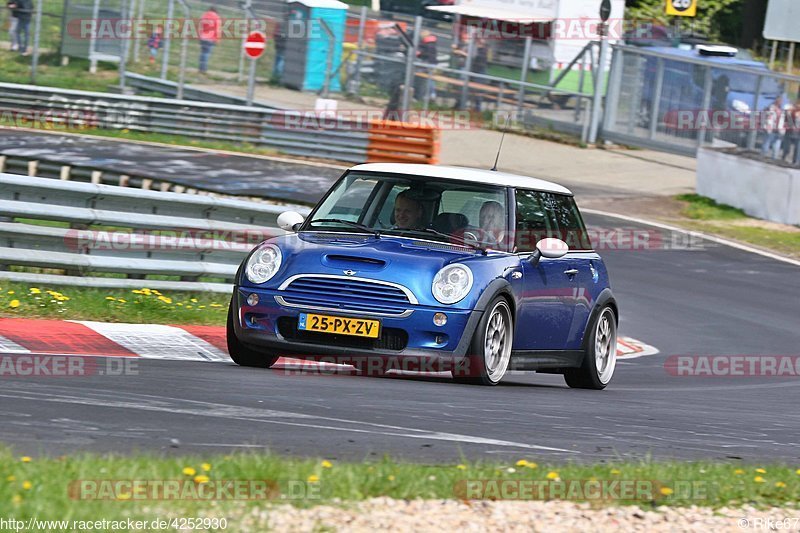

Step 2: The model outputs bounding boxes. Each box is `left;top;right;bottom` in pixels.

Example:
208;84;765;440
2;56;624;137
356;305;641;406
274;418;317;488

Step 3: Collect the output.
245;244;282;284
432;264;473;305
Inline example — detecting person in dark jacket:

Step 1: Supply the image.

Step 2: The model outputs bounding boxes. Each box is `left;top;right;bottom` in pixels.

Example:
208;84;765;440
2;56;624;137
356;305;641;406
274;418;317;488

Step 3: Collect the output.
5;1;19;51
414;30;438;101
7;0;32;55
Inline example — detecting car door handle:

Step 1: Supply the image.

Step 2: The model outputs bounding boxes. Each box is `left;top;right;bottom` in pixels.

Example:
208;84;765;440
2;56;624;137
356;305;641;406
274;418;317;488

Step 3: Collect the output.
563;269;579;276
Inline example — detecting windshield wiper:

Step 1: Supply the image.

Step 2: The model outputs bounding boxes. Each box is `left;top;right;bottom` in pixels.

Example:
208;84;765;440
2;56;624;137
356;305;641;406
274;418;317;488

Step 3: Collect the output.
391;227;487;254
307;218;381;239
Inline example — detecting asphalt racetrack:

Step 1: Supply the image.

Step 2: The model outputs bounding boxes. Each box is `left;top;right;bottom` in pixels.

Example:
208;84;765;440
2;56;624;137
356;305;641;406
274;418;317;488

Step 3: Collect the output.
2;213;798;463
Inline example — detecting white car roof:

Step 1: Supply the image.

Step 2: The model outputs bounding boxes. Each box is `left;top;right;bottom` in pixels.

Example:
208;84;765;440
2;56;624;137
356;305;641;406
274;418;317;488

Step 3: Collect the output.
349;164;573;196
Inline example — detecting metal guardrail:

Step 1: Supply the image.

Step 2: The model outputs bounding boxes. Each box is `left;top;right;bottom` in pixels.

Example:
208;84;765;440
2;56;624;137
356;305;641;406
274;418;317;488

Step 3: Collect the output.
0;173;310;293
0;82;440;165
124;73;282;109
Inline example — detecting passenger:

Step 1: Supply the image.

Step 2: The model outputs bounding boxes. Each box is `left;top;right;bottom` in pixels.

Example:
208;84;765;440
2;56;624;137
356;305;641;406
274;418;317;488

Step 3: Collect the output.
393;190;425;230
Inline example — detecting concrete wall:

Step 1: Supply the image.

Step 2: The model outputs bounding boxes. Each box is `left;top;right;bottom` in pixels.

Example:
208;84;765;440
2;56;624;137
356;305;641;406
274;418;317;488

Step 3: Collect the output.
696;148;800;226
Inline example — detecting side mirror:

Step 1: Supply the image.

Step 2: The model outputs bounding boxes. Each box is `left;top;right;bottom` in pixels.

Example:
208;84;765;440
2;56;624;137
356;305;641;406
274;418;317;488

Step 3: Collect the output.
529;238;569;266
277;211;305;232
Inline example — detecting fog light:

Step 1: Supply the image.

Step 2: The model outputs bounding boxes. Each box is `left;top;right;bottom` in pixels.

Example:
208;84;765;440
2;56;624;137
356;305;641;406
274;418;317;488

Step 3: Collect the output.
433;313;447;326
435;335;445;344
246;293;259;306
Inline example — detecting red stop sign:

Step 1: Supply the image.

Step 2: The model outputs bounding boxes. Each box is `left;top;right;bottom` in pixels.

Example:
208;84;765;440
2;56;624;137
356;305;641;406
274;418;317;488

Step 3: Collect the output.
244;31;267;59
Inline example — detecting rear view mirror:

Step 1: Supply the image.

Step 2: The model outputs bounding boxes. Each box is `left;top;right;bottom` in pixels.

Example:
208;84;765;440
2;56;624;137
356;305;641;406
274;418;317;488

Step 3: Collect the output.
277;211;305;232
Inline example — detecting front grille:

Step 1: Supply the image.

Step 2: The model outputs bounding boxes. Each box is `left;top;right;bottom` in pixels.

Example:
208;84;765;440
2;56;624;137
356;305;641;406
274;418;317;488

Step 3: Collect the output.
279;275;414;316
277;317;408;351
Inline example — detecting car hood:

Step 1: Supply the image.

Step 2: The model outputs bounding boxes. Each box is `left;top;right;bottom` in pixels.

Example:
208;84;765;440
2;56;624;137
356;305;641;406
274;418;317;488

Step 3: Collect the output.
241;231;505;308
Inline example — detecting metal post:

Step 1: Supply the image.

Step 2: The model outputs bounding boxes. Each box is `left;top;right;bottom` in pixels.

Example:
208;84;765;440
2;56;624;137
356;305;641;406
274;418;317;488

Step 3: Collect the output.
787;42;795;74
89;0;101;73
29;0;44;83
176;0;190;99
588;23;609;144
119;0;132;91
132;0;145;63
238;2;253;82
351;6;367;95
246;57;258;105
319;19;336;99
747;75;763;150
697;66;713;147
769;40;778;70
574;51;588;122
517;36;532;114
402;16;422;113
459;32;475;112
602;46;623;134
161;0;175;79
648;58;664;140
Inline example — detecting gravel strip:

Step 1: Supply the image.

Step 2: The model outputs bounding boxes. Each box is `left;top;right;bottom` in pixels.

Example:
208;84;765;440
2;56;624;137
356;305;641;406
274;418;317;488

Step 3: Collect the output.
237;498;800;532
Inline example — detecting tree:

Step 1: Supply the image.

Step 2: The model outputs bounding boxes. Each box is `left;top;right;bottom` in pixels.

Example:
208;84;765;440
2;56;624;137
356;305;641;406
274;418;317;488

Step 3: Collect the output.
624;0;747;45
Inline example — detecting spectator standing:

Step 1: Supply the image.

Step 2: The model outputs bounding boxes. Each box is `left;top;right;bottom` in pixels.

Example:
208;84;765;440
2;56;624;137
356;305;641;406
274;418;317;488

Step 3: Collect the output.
198;5;221;74
147;25;162;65
761;95;786;159
785;98;800;166
7;0;32;55
271;19;286;82
414;30;437;101
5;1;18;51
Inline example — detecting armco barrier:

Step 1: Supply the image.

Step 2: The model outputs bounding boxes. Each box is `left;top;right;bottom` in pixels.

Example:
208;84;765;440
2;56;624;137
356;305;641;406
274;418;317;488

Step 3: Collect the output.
0;82;440;165
0;173;310;293
367;120;440;164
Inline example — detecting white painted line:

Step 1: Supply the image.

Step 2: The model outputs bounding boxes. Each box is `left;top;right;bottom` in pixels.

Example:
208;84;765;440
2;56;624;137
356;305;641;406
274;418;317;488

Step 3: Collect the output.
72;322;229;362
583;208;800;268
617;336;659;360
0;336;31;353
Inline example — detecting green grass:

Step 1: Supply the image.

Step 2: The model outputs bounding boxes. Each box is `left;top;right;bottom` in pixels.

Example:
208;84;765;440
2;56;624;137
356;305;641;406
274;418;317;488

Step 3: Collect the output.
0;50;120;91
677;194;749;221
0;282;229;326
2;448;799;528
675;194;800;258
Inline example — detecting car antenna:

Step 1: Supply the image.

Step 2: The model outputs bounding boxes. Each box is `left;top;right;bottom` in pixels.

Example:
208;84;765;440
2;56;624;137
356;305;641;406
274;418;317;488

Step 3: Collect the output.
491;114;511;172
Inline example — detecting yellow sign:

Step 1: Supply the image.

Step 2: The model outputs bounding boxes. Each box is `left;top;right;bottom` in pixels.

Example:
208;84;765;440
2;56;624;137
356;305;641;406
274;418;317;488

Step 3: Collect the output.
666;0;697;17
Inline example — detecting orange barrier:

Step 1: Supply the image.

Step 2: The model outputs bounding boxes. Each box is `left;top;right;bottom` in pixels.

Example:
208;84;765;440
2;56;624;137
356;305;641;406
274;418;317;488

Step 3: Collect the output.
367;120;441;165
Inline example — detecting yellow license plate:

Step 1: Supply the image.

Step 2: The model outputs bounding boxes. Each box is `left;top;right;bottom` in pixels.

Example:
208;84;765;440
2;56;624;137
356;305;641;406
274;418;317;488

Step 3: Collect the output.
298;313;381;339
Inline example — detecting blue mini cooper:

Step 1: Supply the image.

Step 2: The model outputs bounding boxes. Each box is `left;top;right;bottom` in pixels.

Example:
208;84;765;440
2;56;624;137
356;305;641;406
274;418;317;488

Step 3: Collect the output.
228;164;618;388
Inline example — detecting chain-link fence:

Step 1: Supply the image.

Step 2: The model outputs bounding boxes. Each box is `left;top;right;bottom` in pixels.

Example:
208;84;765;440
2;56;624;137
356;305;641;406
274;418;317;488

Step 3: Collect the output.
603;44;800;166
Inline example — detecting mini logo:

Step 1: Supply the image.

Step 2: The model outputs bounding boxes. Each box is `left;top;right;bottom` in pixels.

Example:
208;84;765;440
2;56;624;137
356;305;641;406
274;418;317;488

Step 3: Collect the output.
343;270;357;276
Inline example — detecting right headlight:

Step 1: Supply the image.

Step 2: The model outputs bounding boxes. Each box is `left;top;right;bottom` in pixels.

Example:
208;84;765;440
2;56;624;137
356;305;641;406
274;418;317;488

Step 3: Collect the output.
245;244;282;284
432;264;473;305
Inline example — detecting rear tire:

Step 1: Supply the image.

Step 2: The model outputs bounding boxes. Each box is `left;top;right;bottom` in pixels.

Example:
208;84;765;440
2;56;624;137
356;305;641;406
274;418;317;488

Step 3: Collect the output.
452;297;513;386
226;303;279;369
564;306;617;390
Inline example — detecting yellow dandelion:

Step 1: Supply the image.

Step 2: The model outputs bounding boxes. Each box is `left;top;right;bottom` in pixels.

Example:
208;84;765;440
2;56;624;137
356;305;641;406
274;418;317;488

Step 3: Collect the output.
755;468;766;474
116;492;132;500
190;298;198;303
182;467;196;476
321;460;333;469
105;296;115;301
7;290;14;295
132;290;144;294
456;464;467;470
22;481;32;490
525;462;538;469
610;469;621;475
660;487;674;496
775;482;787;488
157;296;173;304
796;469;800;475
387;475;396;481
29;288;41;294
20;456;31;463
734;469;745;475
754;476;765;483
186;305;193;309
8;300;20;309
515;459;528;467
117;299;127;303
201;463;212;472
546;471;560;480
307;475;319;483
7;475;16;482
11;495;21;505
194;475;210;484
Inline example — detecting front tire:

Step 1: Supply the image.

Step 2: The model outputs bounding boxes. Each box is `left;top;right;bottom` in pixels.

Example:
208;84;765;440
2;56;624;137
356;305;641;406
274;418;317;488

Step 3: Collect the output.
564;306;617;390
226;303;279;369
453;297;513;386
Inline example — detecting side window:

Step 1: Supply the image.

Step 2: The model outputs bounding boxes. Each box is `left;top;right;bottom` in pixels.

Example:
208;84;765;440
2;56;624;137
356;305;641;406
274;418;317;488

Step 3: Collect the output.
542;193;592;250
514;189;550;252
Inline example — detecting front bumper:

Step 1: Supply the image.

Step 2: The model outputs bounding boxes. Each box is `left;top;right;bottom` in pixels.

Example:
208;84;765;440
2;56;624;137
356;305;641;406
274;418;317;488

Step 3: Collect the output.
231;287;482;363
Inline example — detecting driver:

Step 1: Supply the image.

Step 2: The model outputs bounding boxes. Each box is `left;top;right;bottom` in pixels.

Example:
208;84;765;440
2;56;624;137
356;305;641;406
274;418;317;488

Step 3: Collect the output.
393;190;425;230
479;200;506;248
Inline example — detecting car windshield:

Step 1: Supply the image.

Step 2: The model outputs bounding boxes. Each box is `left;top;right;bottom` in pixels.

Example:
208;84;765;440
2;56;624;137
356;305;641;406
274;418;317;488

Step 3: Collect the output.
303;172;511;251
